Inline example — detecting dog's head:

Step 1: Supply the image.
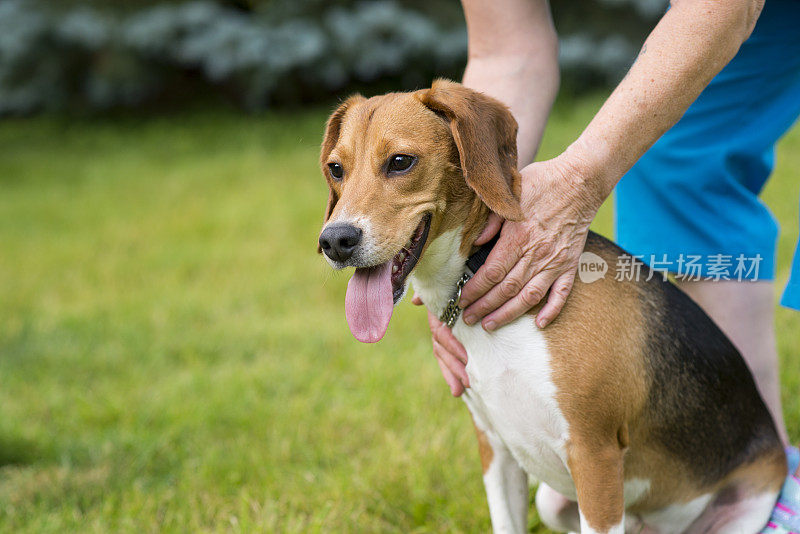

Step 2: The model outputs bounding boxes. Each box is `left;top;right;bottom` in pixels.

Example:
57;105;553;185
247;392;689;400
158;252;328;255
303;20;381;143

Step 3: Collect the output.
318;79;523;342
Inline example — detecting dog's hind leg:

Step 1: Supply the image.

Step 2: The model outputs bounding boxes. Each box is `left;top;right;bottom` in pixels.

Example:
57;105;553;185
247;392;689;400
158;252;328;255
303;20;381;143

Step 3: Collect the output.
684;446;786;534
467;408;528;534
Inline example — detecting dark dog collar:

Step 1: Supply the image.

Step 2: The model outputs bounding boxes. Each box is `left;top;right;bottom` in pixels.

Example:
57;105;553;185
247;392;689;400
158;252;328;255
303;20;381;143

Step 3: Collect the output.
439;233;499;328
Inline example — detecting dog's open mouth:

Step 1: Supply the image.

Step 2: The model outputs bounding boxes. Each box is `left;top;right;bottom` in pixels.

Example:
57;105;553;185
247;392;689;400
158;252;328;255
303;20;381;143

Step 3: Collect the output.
390;213;431;304
344;213;431;344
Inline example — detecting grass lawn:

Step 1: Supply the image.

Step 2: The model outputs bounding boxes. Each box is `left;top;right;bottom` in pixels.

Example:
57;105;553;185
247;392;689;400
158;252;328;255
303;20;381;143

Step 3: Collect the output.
0;94;798;533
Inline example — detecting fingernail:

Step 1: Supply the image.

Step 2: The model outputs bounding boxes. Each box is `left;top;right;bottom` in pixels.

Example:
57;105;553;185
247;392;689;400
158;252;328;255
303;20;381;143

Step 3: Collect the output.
463;314;476;325
537;316;549;329
458;297;469;308
484;320;496;331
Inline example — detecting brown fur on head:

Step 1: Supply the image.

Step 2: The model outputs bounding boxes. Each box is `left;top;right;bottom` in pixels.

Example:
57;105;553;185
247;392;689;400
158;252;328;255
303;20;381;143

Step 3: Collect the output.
318;79;522;269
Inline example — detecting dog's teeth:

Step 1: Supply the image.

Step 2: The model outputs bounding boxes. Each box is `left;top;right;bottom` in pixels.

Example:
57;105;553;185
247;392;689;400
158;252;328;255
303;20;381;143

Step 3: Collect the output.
398;252;406;261
392;264;399;274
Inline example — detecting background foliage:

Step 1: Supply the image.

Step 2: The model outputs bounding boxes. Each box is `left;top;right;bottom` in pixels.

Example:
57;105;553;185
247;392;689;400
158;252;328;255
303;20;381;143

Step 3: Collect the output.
0;0;667;115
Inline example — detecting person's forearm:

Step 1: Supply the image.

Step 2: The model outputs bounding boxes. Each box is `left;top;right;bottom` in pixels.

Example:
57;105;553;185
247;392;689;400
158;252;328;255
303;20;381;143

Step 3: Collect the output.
461;0;559;167
463;52;559;167
567;0;764;203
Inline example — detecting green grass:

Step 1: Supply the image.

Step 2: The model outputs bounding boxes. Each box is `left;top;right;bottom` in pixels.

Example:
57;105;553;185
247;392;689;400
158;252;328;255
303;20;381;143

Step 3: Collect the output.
0;95;798;533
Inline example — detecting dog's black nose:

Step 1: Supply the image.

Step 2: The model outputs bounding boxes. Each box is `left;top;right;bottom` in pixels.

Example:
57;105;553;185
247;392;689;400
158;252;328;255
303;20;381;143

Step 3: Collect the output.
319;224;362;262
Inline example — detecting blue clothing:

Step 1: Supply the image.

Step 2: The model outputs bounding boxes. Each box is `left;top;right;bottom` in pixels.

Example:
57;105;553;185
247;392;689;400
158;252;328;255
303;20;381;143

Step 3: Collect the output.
615;0;800;308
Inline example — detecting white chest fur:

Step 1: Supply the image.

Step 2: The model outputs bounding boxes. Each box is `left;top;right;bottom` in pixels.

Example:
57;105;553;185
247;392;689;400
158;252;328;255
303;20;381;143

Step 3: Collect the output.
410;229;575;498
454;318;576;498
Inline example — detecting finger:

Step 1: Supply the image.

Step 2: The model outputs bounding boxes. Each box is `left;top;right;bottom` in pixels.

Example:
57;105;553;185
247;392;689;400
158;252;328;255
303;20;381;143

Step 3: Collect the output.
459;239;518;308
535;271;576;328
482;270;559;331
411;294;423;306
433;322;469;366
429;310;469;379
474;212;503;245
436;355;464;397
426;309;443;330
461;258;533;325
433;339;470;388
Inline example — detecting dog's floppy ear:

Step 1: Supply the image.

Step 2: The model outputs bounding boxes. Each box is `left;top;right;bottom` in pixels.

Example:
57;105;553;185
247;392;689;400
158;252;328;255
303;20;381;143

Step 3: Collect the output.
318;94;364;252
417;79;523;221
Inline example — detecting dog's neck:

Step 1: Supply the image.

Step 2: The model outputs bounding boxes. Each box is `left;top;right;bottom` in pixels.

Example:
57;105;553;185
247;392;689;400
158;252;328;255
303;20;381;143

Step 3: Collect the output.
409;226;471;318
410;192;493;317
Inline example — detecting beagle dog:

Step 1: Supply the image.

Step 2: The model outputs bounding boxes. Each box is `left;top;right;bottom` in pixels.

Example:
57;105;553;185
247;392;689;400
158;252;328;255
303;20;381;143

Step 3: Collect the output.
317;79;786;533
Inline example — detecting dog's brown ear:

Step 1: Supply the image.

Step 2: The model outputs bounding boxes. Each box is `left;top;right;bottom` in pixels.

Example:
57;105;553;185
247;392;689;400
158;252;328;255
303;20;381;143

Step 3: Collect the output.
417;79;523;221
318;95;364;253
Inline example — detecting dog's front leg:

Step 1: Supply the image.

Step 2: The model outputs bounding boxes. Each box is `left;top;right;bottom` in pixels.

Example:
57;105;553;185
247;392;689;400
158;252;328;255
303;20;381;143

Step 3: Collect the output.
467;408;528;534
567;437;625;534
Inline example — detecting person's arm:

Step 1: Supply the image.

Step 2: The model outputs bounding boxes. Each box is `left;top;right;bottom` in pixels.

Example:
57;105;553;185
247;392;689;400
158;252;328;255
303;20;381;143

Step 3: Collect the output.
428;0;764;396
459;0;764;328
569;0;763;203
414;0;559;397
461;0;559;167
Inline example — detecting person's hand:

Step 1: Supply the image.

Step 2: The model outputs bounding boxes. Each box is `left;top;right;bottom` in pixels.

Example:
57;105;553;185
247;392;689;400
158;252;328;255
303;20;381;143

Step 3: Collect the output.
459;154;603;331
410;216;502;397
414;153;604;396
412;294;470;396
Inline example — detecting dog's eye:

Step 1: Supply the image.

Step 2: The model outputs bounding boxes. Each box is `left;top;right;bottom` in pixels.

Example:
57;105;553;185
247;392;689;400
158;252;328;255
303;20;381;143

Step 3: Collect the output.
386;154;416;175
328;162;344;180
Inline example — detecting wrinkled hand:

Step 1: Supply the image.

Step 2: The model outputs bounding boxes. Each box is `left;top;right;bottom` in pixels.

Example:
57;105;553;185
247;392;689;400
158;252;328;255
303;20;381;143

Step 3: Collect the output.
416;154;603;396
460;155;601;330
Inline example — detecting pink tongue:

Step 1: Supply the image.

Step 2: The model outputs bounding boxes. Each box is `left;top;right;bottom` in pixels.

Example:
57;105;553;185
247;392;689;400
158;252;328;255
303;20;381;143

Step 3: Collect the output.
345;261;394;343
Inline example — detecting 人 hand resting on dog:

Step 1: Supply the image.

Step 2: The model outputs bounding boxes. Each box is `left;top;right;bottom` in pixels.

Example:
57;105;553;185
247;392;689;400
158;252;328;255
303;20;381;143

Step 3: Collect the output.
413;153;604;396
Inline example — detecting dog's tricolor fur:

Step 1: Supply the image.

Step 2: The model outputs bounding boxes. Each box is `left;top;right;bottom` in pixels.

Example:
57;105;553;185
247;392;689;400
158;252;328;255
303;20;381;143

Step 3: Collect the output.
318;79;786;533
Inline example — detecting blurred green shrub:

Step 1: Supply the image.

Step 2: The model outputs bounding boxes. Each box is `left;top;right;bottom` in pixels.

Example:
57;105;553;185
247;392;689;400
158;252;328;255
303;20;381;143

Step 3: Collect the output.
0;0;665;115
